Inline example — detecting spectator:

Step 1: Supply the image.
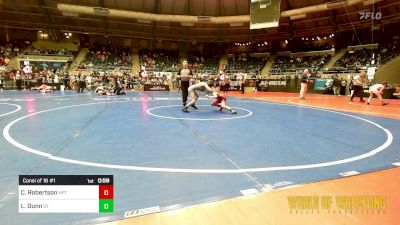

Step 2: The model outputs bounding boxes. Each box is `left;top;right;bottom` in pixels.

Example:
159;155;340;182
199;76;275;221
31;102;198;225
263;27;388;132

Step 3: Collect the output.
299;69;309;99
76;72;85;93
332;76;341;96
15;71;22;90
340;78;347;96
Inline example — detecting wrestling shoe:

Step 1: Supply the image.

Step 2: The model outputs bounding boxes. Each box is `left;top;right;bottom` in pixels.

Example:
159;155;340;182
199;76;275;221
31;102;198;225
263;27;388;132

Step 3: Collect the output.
231;110;237;114
191;105;198;109
182;108;189;113
382;103;389;106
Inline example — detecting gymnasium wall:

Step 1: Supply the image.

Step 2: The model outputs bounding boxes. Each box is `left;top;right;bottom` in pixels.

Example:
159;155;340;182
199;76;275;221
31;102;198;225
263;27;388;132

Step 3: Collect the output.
374;55;400;85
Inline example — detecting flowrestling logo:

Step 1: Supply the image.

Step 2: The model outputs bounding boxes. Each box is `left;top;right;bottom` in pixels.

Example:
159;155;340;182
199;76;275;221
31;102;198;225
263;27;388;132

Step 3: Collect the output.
359;11;382;20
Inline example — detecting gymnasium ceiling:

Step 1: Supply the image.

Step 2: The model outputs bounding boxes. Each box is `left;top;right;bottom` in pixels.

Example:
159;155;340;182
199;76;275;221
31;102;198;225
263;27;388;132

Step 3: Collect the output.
0;0;400;42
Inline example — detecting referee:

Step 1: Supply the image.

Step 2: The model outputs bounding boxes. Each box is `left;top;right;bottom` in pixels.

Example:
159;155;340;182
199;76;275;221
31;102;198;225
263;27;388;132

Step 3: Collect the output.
178;60;197;109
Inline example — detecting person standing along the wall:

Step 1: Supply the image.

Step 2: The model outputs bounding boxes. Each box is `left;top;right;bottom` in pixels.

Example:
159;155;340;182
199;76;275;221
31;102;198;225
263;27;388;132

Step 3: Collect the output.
299;69;309;99
333;75;341;96
340;78;347;96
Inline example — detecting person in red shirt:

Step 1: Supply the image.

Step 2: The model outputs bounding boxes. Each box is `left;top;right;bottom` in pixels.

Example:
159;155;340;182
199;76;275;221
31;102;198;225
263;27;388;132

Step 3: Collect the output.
207;88;237;114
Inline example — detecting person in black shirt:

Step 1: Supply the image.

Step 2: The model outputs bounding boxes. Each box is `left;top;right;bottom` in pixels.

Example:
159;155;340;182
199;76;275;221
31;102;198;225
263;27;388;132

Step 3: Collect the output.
76;72;85;93
340;78;347;96
63;72;69;90
294;75;299;90
177;60;196;109
299;69;309;99
332;75;341;96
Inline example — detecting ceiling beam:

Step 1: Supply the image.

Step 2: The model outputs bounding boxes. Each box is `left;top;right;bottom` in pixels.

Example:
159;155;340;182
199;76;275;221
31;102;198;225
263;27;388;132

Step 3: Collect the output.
99;0;109;36
151;0;161;48
2;6;399;30
38;0;60;40
3;13;398;42
187;0;191;15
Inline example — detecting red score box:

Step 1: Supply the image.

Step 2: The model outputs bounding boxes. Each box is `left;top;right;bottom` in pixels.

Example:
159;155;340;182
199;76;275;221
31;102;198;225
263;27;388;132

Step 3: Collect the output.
99;185;114;199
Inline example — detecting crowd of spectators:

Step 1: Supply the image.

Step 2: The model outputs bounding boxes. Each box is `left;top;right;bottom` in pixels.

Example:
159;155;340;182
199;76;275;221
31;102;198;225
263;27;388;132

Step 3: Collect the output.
78;44;132;71
226;55;266;73
333;40;400;71
334;49;378;70
187;50;219;74
0;40;31;66
26;46;75;56
377;39;400;64
271;54;331;74
139;49;179;72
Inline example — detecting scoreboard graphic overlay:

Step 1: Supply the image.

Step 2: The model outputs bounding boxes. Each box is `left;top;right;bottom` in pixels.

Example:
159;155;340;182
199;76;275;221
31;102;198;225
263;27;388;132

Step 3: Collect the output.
19;175;113;213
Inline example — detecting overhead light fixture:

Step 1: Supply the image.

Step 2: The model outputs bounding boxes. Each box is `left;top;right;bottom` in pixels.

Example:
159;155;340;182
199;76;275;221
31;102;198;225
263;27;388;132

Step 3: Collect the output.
285;40;288;44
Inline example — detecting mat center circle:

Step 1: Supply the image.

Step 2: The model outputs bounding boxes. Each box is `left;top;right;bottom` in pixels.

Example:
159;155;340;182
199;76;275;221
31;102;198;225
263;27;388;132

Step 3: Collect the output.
146;104;253;120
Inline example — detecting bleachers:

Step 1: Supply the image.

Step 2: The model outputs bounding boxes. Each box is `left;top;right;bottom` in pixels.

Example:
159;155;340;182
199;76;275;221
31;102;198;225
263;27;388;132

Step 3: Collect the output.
78;44;132;71
188;50;219;74
0;39;31;60
270;54;331;75
25;46;76;56
226;55;267;73
333;49;378;70
139;49;179;72
378;40;400;65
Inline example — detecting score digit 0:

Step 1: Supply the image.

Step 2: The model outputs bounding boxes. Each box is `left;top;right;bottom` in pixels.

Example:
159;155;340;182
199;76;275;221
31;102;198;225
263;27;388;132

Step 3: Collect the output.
99;185;113;199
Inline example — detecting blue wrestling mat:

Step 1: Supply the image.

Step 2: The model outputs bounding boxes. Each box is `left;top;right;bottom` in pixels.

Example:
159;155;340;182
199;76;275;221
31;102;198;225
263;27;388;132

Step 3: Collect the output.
0;91;399;225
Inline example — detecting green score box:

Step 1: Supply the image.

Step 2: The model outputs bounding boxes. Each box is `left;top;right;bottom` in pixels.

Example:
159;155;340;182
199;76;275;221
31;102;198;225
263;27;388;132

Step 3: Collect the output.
99;199;114;213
